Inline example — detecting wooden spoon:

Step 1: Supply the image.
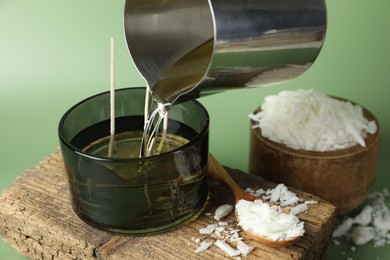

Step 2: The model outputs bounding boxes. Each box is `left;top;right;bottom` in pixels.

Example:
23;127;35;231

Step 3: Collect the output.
208;154;301;248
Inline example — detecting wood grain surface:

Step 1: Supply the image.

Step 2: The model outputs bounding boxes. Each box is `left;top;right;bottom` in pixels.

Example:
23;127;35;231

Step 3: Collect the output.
0;149;336;259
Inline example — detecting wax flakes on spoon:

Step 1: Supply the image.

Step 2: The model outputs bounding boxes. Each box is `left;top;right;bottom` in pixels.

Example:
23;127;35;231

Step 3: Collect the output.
195;183;317;256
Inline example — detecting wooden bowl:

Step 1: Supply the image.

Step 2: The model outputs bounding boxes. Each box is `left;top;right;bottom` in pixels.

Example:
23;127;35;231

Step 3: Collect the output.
249;103;381;215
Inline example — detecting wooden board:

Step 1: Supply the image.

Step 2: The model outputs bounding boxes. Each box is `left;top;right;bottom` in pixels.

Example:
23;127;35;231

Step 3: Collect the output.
0;150;336;259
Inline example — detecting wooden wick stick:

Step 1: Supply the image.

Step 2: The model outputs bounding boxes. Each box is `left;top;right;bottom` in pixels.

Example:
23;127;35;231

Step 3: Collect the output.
108;37;115;157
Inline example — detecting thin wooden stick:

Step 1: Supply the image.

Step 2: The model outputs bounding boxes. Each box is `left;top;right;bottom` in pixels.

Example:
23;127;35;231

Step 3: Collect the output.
108;37;115;157
142;86;153;210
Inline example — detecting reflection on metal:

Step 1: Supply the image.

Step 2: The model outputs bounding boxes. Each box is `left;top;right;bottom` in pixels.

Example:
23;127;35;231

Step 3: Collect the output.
124;0;327;104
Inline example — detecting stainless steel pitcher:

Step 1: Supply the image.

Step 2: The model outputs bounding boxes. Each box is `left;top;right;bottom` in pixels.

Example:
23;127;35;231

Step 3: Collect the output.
124;0;327;106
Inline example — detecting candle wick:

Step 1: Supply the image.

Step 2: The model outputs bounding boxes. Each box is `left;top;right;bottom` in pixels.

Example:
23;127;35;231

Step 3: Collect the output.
108;37;115;158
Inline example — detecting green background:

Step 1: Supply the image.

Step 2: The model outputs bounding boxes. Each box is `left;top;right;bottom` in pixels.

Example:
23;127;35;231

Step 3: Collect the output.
1;0;389;259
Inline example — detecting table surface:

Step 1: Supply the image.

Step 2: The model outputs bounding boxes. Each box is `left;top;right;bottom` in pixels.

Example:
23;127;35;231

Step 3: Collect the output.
1;0;389;259
0;151;336;259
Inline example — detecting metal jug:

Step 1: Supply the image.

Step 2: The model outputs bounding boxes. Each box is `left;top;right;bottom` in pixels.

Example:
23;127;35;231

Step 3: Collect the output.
124;0;327;107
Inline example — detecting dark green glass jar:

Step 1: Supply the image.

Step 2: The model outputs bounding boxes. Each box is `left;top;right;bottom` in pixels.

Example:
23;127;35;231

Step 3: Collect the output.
58;87;209;234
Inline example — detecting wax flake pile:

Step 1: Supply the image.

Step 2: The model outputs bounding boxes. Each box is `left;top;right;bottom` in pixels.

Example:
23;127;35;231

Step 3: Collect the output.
250;89;377;151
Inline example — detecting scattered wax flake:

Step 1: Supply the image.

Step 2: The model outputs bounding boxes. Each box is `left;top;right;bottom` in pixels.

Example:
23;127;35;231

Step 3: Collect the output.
205;212;212;216
280;196;300;207
266;184;300;207
373;214;390;231
195;208;256;257
351;226;375;245
353;205;372;226
333;239;340;246
304;200;318;205
288;203;308;215
374;239;386;248
237;241;253;256
229;229;241;234
270;184;284;202
216;226;225;232
250;89;377;151
248;113;259;122
245;188;255;194
333;218;354;237
199;224;217;234
195;242;213;254
335;189;390;249
214;240;240;257
255;188;265;196
215;231;222;237
367;120;377;134
215;204;234;220
230;236;244;242
229;232;240;242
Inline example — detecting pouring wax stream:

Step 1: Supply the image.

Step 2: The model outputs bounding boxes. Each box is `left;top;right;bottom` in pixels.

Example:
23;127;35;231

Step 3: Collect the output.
139;38;214;157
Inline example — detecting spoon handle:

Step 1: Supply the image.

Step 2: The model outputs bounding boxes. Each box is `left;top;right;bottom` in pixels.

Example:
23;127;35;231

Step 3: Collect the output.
208;154;257;201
